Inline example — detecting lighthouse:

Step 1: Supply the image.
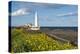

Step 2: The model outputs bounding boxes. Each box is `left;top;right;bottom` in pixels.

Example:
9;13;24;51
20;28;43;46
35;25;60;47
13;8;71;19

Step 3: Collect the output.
35;11;38;27
30;11;40;30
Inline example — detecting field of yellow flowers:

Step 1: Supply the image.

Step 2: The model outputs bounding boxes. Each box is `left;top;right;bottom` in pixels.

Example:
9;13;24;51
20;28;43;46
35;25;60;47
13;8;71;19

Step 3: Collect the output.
11;28;77;53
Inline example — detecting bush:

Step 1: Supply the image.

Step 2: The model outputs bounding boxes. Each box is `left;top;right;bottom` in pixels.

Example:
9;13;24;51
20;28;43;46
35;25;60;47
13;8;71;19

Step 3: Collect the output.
11;28;76;53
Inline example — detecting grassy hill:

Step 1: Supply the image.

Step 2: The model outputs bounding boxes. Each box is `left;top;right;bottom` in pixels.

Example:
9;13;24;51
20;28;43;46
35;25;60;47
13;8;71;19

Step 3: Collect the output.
11;28;77;53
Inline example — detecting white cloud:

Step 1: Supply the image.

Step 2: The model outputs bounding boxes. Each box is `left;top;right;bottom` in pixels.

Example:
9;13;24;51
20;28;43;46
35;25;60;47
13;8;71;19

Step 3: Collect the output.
57;12;78;17
10;8;31;16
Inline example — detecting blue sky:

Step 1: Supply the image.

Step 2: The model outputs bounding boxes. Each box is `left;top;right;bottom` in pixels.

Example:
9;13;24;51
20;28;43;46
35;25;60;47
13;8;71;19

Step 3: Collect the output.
9;1;78;27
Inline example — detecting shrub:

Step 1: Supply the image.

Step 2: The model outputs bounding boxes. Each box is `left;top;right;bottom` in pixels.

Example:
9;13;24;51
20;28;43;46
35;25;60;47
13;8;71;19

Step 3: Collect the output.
11;28;76;53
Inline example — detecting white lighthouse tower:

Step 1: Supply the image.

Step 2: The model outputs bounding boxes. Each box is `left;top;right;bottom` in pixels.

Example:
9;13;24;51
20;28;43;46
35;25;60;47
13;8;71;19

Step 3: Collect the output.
30;11;40;30
35;11;38;27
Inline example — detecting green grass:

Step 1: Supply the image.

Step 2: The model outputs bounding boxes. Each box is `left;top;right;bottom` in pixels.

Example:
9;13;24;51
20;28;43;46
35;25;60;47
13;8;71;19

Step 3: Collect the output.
11;28;77;53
